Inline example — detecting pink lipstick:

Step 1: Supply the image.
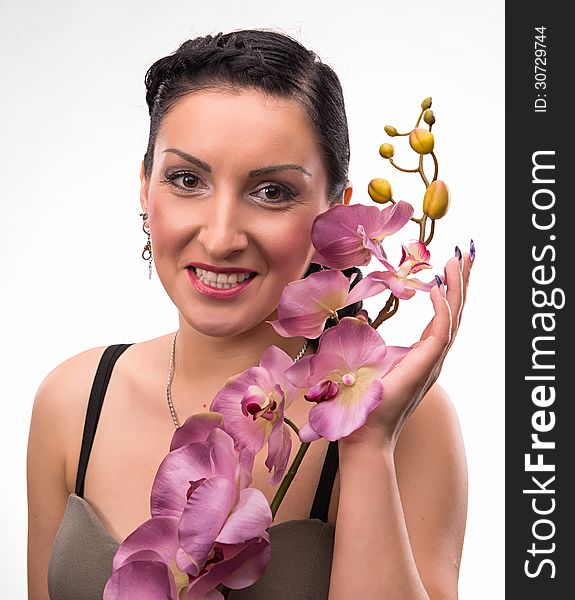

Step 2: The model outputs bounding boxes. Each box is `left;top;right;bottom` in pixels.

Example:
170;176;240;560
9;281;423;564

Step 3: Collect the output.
187;267;257;300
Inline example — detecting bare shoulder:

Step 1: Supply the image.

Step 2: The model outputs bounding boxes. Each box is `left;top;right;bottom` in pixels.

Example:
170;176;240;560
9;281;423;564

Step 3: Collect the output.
26;344;109;599
393;382;468;597
395;383;467;492
395;381;467;465
28;345;110;492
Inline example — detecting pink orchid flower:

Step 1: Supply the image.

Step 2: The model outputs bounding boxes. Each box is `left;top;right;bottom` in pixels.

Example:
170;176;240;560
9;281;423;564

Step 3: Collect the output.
210;346;301;485
284;317;411;442
103;413;272;600
350;240;436;301
310;201;414;269
265;268;384;339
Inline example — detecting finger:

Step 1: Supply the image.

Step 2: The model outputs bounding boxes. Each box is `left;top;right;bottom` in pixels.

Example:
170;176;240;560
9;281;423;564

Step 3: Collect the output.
444;255;463;340
386;282;451;399
414;279;452;354
460;239;475;312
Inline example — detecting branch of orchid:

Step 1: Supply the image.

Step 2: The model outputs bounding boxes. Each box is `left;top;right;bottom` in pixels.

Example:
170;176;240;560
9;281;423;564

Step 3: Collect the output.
270;441;312;519
423;219;436;245
284;416;299;435
415;107;425;128
388;158;419;174
418;154;430;187
382;296;400;322
431;151;439;181
371;293;399;330
419;214;428;242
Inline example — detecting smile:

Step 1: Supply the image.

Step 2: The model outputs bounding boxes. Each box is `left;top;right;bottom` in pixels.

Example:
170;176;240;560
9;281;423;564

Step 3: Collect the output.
187;267;258;299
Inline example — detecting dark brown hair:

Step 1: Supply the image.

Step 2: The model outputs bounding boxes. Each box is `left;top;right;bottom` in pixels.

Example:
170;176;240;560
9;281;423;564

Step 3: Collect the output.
142;29;370;348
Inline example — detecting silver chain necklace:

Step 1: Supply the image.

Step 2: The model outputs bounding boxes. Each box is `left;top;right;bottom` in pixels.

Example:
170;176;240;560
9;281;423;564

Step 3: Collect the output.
166;330;309;429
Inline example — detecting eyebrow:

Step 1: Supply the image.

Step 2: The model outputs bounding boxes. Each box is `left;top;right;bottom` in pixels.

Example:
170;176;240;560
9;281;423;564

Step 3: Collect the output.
162;148;312;178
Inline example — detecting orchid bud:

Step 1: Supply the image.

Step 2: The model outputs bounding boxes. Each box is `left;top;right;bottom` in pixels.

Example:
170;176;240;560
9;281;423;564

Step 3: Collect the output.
368;178;393;203
384;125;398;137
379;143;395;159
421;96;432;110
423;109;435;126
409;128;435;154
423;180;450;219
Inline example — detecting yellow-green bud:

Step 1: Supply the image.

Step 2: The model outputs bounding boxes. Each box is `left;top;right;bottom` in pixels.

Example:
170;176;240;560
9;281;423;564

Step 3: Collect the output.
421;96;432;110
368;178;393;203
384;125;398;137
423;180;450;219
379;143;395;159
423;109;435;126
409;128;435;154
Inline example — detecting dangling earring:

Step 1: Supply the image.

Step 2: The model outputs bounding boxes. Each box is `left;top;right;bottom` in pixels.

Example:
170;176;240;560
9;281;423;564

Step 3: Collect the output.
139;212;153;279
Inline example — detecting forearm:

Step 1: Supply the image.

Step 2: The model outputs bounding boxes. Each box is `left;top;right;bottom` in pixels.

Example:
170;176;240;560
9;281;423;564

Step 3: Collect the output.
328;440;430;600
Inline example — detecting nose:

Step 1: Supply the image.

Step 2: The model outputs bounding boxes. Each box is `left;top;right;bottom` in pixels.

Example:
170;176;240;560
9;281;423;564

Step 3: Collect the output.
196;188;249;260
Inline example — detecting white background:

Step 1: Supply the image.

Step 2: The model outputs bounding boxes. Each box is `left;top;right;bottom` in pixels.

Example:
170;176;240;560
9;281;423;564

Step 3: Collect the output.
0;0;504;597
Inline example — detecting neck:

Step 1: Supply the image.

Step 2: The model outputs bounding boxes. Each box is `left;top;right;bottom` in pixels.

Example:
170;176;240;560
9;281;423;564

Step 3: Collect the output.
172;310;310;389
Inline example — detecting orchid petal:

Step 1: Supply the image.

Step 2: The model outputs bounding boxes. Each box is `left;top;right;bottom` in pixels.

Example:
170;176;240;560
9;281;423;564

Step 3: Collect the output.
103;556;178;600
346;271;391;305
170;412;224;451
405;277;436;292
215;488;272;545
378;201;414;236
186;536;271;598
211;368;269;453
150;443;212;518
265;421;292;485
299;420;322;442
178;476;237;577
308;377;384;440
111;516;180;571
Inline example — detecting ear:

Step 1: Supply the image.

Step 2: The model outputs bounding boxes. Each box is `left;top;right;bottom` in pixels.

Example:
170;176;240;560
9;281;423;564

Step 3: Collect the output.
139;160;149;216
343;181;353;205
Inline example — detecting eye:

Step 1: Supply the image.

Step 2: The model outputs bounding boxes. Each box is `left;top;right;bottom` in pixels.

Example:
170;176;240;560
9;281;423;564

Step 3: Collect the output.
162;170;202;191
254;184;297;205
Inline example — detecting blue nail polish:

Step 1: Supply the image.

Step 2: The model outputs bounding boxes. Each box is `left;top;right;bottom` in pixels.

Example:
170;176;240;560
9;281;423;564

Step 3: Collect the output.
435;275;443;287
455;245;462;260
470;239;475;262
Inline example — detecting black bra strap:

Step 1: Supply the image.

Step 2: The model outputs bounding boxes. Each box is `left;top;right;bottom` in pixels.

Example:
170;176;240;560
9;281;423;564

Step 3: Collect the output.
75;344;134;498
309;440;339;522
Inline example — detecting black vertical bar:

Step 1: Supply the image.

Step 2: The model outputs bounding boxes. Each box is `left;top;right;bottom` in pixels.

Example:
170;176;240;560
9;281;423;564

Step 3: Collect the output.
506;2;571;598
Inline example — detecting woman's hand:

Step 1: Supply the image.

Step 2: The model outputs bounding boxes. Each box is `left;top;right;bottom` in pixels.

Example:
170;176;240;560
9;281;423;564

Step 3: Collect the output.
345;244;474;450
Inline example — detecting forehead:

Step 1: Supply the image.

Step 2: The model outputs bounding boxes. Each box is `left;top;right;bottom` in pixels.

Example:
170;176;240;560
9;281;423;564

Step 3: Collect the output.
155;89;325;174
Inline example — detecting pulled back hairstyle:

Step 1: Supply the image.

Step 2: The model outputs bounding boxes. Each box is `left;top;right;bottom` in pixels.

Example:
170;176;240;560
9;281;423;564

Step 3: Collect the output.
143;29;371;349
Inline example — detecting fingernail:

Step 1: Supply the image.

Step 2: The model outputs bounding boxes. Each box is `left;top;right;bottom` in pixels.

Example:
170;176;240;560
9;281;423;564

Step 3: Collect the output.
455;245;462;260
470;239;475;263
435;274;443;287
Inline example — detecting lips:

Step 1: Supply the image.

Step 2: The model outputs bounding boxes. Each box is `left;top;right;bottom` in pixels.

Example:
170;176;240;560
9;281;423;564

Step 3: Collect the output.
187;266;258;299
188;262;258;275
188;266;257;282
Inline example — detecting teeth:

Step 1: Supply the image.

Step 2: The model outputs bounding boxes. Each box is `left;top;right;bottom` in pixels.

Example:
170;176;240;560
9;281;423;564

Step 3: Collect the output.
193;267;254;289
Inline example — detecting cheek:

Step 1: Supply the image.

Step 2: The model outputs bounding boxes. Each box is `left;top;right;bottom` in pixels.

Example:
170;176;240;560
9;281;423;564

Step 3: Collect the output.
264;216;314;274
148;205;188;265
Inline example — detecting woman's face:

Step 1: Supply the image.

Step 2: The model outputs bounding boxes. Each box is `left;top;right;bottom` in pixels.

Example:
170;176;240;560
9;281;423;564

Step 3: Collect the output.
140;88;350;338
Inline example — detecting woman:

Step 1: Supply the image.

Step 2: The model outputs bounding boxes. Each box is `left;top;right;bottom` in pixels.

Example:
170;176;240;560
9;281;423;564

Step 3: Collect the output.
27;29;471;599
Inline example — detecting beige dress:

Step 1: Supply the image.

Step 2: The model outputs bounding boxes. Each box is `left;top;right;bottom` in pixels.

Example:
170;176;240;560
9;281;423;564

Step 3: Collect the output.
47;344;339;599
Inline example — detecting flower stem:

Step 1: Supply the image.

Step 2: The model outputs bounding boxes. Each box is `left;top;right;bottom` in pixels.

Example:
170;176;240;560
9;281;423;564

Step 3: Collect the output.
415;107;425;128
418;154;429;188
270;441;311;519
371;293;397;329
388;158;420;174
430;151;439;181
284;416;300;435
419;214;428;242
424;219;436;245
